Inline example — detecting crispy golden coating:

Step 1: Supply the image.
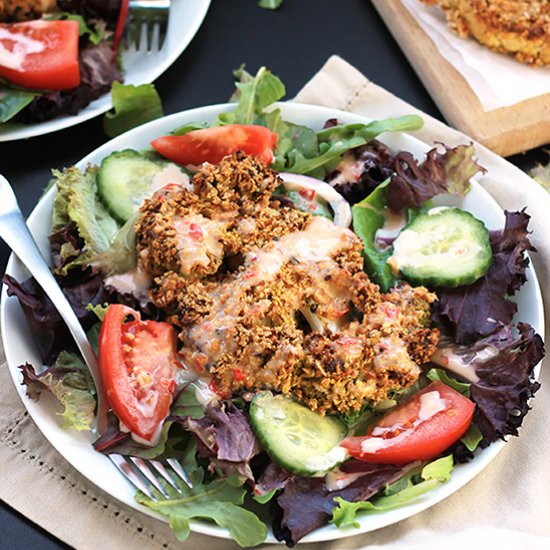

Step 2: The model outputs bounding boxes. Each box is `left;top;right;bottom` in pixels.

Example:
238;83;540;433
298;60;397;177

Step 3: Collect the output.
0;0;56;21
135;155;309;279
136;153;440;416
421;0;550;65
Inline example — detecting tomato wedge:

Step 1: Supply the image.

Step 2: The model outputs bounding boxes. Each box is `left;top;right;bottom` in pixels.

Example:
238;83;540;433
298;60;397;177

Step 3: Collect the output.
151;124;279;166
0;20;80;90
98;304;180;443
341;381;475;465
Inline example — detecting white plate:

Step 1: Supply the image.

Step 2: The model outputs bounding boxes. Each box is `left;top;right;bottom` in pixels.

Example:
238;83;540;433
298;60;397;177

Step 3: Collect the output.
0;0;211;142
1;103;545;544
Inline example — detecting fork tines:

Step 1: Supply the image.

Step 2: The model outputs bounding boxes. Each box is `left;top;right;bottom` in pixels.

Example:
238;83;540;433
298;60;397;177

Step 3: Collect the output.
127;0;171;52
109;453;192;502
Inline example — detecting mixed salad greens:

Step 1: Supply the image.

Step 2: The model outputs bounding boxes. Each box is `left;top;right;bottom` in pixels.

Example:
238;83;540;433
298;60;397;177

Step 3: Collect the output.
4;67;544;547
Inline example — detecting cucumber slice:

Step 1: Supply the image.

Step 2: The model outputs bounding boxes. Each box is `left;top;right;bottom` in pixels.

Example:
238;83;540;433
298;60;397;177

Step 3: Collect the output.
389;207;492;288
98;150;168;223
250;393;348;476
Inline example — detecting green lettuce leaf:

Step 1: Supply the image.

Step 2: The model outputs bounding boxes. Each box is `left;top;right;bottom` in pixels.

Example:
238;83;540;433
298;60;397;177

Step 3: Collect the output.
51;166;120;274
20;352;96;431
90;210;139;275
351;178;396;291
104;82;164;138
170;383;207;419
0;87;36;123
460;423;483;452
425;367;471;397
332;455;453;528
137;440;267;547
258;0;283;9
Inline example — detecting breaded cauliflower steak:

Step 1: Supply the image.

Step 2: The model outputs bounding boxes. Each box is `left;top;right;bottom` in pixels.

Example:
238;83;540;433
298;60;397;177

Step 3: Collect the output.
136;153;440;416
421;0;550;66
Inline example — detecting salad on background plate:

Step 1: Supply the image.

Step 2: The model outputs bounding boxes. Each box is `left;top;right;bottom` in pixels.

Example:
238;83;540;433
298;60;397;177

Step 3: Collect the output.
1;68;545;547
0;0;211;141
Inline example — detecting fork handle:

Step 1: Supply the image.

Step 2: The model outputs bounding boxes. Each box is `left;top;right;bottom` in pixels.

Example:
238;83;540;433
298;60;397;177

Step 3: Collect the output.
0;176;109;434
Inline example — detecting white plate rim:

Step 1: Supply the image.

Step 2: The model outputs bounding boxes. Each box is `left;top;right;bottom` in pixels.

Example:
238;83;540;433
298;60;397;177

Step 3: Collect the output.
1;101;545;544
0;0;211;142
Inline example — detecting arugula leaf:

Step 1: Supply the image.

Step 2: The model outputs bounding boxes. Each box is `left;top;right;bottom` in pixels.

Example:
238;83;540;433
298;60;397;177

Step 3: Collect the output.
332;455;453;528
281;116;423;177
137;440;267;547
351;178;396;291
425;367;471;397
0;88;36;123
104;82;164;138
20;352;96;431
219;66;285;125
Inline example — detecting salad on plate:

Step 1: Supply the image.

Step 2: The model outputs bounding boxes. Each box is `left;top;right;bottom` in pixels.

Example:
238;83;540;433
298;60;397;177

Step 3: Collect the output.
0;0;125;126
3;67;545;547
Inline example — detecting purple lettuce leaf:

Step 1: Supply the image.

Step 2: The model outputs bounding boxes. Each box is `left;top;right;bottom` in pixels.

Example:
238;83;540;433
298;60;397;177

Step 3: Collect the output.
470;323;543;443
271;460;409;546
325;140;396;205
325;142;483;210
386;144;484;210
3;273;110;364
433;210;536;344
432;323;544;460
253;461;292;500
174;401;261;482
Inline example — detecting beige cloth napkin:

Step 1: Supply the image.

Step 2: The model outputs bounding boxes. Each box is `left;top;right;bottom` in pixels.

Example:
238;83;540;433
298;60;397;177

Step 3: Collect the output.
1;55;549;550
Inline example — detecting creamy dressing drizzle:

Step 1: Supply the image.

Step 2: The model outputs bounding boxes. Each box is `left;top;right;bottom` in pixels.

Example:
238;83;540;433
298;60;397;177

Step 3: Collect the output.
0;26;45;70
330;155;364;186
185;216;358;372
151;164;192;192
430;345;498;384
173;214;226;272
104;265;152;298
362;390;448;453
374;208;408;251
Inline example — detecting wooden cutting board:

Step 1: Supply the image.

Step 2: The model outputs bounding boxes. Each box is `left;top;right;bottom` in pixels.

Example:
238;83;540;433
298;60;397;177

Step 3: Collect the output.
372;0;550;157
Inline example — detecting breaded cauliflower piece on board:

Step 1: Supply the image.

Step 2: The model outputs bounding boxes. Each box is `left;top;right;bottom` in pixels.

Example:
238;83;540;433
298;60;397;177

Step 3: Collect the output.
421;0;550;66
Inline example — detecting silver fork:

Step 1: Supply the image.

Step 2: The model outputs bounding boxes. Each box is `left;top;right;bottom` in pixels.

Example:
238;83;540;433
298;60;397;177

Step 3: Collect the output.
109;454;193;501
126;0;171;52
0;174;109;435
0;175;192;491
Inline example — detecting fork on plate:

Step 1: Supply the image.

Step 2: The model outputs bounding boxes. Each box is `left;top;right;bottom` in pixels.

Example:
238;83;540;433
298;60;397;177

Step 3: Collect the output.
126;0;171;52
109;453;193;501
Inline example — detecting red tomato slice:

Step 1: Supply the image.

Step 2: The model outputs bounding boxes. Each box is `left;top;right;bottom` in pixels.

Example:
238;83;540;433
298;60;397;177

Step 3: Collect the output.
341;381;475;465
0;20;80;90
98;304;180;443
151;124;279;166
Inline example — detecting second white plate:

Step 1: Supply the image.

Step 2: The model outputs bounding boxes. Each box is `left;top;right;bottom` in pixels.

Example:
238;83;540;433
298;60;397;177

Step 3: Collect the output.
0;0;211;142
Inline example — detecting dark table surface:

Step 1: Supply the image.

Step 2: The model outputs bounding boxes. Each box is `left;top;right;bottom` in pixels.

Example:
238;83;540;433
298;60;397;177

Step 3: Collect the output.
0;0;545;548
